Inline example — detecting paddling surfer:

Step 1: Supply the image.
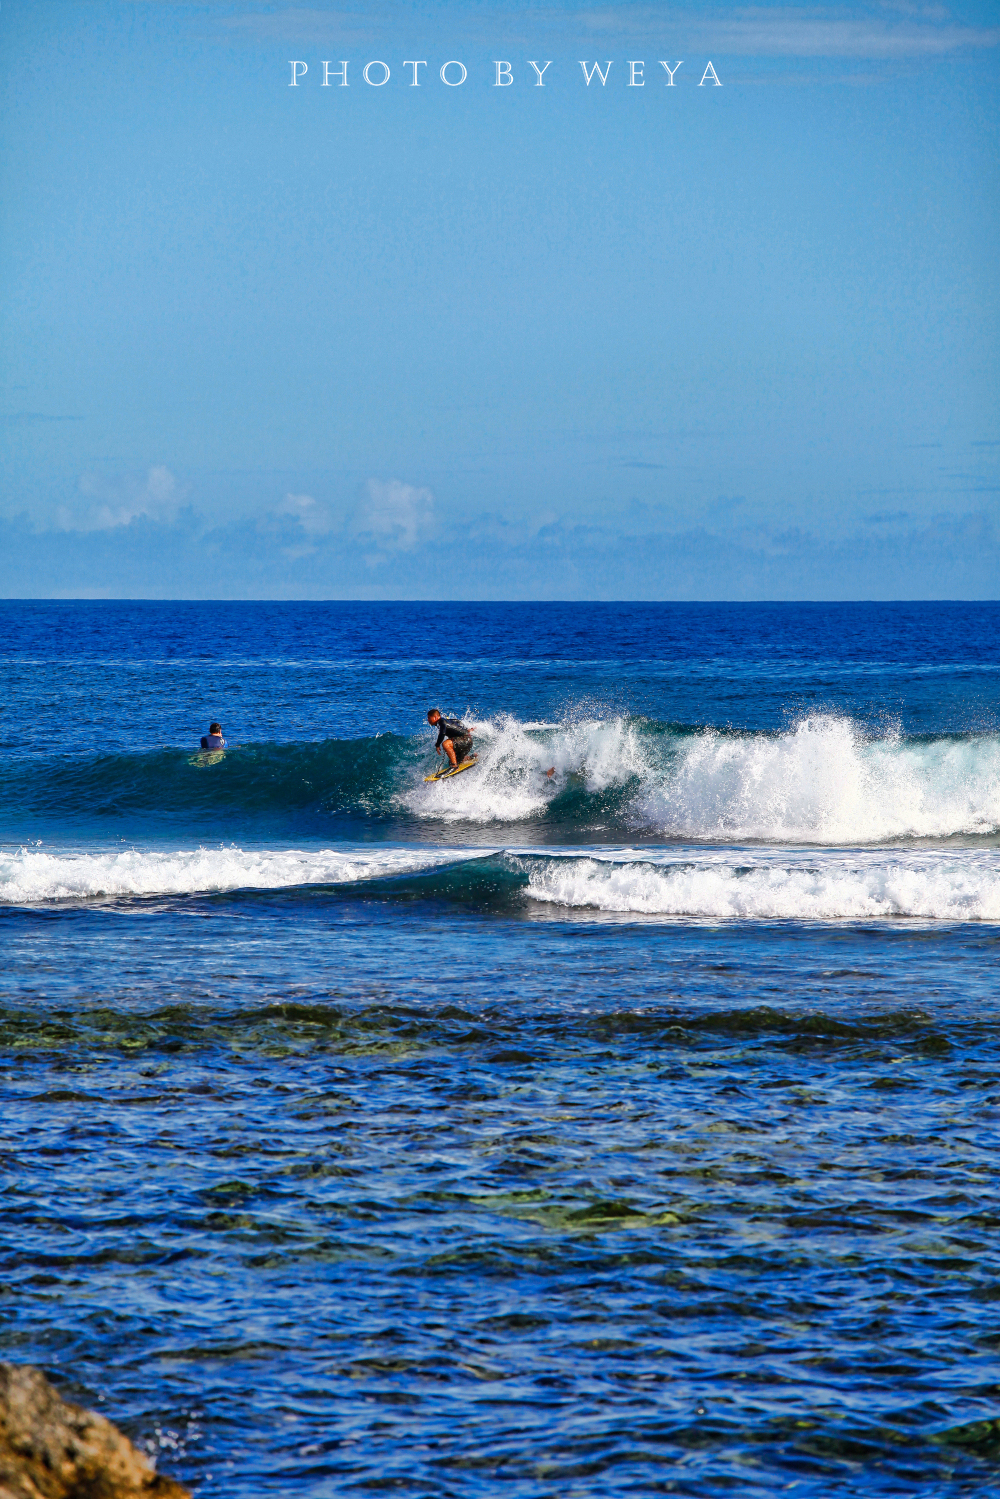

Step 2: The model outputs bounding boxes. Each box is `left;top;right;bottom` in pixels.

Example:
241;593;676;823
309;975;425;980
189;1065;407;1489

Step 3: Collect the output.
427;709;473;769
200;722;227;750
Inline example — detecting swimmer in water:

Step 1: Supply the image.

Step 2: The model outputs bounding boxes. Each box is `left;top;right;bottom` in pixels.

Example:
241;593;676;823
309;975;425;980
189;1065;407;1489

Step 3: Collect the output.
200;722;227;750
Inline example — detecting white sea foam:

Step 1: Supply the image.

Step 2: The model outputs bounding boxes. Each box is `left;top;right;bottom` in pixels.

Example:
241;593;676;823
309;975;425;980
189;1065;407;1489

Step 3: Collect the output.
0;845;481;905
5;839;998;921
403;713;1000;840
401;713;649;823
521;849;1000;922
643;716;1000;843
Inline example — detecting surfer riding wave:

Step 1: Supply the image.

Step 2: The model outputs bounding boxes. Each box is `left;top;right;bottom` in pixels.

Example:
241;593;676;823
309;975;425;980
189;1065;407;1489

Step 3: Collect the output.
427;709;473;769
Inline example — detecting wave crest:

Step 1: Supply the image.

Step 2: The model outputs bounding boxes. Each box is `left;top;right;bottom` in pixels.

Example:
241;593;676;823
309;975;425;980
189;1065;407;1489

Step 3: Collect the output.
522;850;1000;922
0;845;478;904
4;843;999;922
408;714;1000;842
643;716;1000;842
401;714;649;824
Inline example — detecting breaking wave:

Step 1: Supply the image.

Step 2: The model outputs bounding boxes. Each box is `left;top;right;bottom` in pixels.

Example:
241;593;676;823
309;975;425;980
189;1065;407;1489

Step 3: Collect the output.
520;849;1000;922
405;713;1000;841
2;714;998;844
0;845;481;904
639;716;1000;843
2;843;998;922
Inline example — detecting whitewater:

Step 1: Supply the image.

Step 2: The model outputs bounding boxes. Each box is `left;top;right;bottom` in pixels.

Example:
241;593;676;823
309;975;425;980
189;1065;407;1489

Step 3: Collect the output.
4;840;999;922
403;713;1000;839
0;844;487;904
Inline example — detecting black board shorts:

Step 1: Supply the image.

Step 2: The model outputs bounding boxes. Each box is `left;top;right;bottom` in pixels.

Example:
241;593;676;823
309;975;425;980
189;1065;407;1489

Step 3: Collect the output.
449;735;473;763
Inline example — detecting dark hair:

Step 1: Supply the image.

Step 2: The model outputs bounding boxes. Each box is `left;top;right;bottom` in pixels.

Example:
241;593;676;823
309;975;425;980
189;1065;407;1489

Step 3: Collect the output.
210;722;222;734
427;708;441;719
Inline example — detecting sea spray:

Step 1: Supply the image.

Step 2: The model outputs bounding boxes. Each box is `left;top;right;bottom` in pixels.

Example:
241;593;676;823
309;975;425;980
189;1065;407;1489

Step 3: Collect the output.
641;715;1000;842
404;713;1000;841
400;713;652;823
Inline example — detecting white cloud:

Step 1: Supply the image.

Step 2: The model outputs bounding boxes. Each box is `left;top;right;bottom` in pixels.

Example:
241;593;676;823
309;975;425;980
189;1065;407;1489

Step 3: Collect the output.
280;492;334;536
220;5;380;44
352;478;435;552
576;4;999;58
59;466;183;531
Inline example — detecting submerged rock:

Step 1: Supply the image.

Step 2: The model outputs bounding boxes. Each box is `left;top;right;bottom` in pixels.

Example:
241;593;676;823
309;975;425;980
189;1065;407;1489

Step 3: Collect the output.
936;1416;1000;1457
0;1365;190;1499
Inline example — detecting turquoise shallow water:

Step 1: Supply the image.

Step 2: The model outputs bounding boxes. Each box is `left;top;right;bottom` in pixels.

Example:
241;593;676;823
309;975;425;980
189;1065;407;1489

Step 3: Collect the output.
1;602;999;1496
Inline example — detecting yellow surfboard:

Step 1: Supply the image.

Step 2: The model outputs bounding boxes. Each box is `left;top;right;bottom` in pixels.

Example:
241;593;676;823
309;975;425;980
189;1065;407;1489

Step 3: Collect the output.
424;754;479;783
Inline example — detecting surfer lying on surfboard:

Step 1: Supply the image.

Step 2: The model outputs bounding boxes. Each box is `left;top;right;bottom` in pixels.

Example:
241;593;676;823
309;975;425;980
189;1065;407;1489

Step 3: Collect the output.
427;709;474;769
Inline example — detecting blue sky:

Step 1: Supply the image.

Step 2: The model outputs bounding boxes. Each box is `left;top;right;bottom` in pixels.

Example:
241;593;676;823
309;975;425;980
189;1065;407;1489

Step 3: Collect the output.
1;1;998;598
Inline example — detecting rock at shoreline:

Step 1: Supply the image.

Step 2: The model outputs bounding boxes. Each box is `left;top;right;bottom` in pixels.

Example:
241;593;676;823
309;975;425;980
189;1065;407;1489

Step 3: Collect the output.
0;1365;190;1499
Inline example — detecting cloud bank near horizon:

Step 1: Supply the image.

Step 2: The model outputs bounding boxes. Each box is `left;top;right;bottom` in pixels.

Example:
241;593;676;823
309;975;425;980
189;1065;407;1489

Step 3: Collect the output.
4;485;998;600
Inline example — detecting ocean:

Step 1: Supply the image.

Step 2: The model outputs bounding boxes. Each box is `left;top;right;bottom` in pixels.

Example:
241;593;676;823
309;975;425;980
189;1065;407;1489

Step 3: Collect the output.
1;600;998;1497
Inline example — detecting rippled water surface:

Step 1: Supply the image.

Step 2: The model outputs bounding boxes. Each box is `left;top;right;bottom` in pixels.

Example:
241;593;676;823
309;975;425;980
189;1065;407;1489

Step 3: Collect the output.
1;602;999;1496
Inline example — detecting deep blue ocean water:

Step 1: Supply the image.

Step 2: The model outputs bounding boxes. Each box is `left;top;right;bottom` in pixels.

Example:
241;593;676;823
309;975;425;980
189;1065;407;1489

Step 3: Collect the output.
1;601;999;1497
